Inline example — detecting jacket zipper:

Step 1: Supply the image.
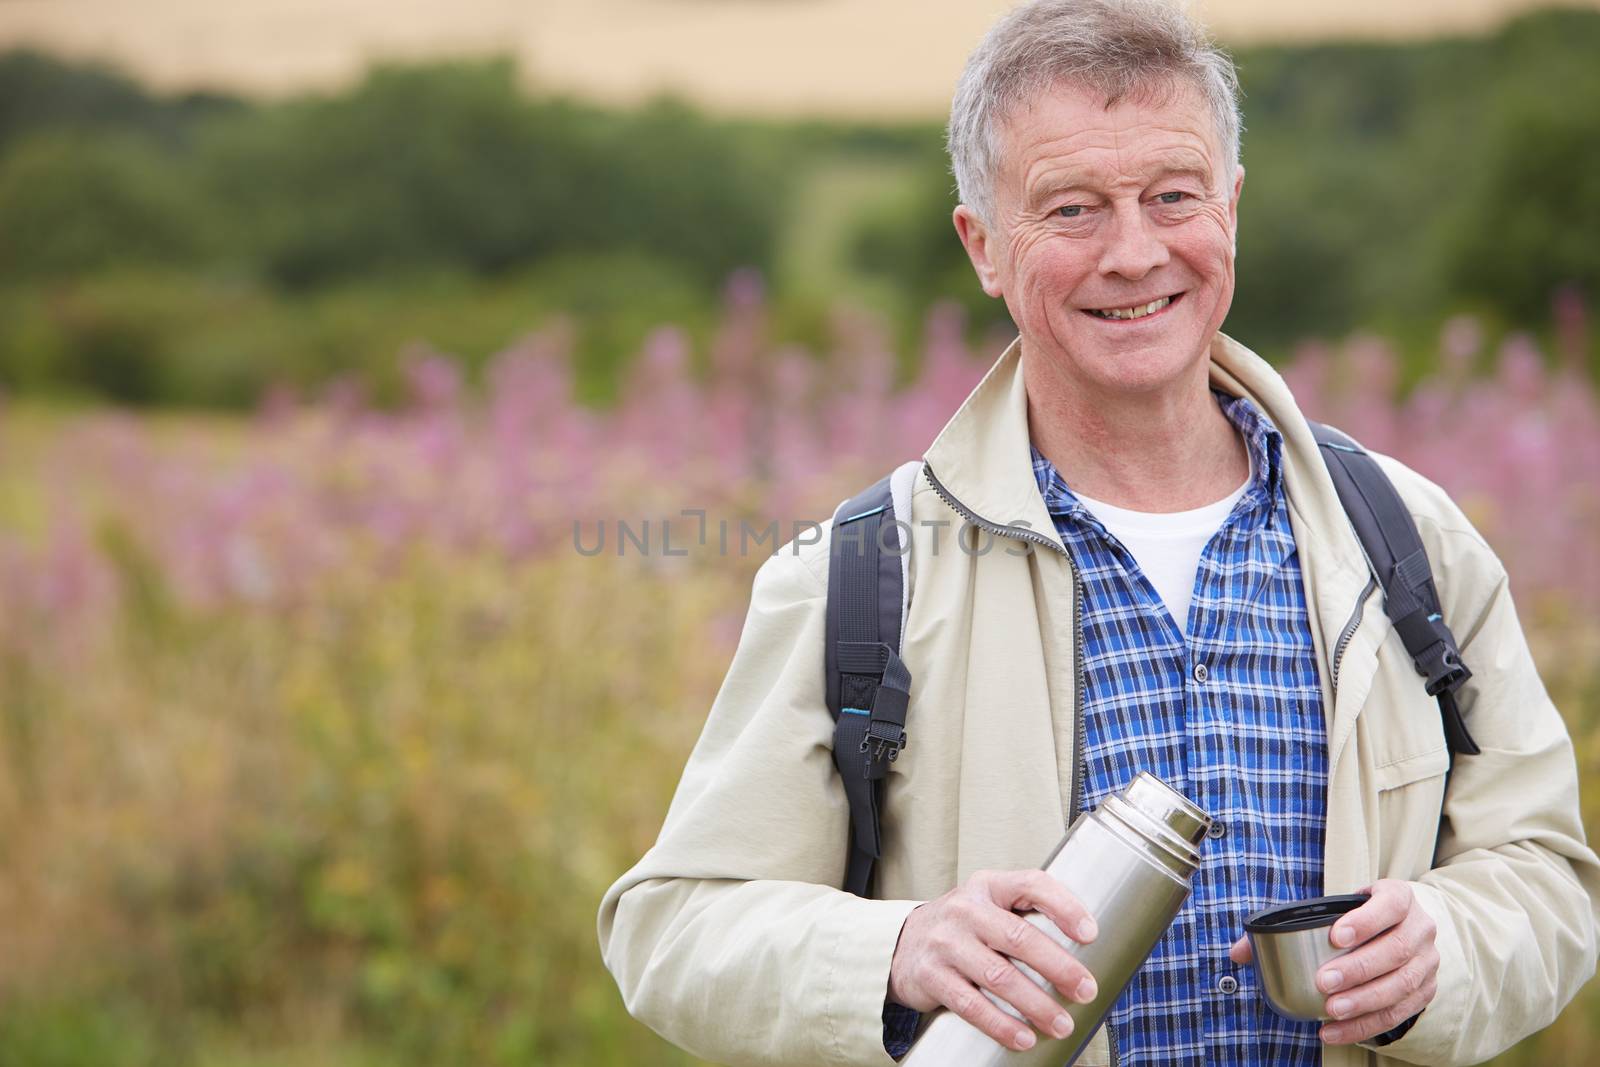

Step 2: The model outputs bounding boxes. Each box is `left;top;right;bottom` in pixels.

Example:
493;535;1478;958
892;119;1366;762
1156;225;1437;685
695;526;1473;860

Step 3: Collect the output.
926;465;1117;1064
922;464;1086;820
1330;575;1377;693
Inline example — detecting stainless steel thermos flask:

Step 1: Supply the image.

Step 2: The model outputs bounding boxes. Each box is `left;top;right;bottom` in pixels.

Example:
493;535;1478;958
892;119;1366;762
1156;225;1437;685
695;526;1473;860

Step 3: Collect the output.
899;772;1213;1067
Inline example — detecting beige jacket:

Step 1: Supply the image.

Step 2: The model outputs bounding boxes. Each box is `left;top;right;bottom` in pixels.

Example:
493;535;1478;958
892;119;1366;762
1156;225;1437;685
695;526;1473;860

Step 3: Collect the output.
598;334;1600;1066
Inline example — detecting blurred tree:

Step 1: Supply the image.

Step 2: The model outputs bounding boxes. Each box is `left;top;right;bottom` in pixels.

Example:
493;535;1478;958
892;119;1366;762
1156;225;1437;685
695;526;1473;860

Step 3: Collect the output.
1445;103;1600;325
1442;10;1600;324
196;61;572;286
193;61;783;289
0;49;239;153
848;144;1013;335
0;134;210;279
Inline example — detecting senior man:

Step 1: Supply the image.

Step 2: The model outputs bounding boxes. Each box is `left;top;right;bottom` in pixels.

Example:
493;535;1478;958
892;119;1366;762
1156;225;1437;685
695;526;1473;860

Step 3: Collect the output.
598;1;1600;1064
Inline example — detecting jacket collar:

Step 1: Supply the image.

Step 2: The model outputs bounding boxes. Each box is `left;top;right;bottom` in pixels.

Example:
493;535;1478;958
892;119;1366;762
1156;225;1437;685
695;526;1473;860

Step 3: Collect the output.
923;333;1364;565
920;335;1066;552
921;332;1383;768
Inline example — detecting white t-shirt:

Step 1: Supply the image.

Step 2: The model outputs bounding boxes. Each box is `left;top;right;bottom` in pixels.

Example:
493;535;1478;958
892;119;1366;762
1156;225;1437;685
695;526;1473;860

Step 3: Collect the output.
1072;457;1252;639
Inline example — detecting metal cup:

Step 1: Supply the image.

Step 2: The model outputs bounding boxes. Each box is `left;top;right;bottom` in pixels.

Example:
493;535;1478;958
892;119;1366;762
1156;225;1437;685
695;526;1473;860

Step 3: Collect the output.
1244;893;1371;1021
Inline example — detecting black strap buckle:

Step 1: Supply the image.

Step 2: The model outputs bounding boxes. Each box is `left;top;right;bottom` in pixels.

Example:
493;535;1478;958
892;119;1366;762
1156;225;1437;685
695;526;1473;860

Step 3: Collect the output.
1393;609;1473;696
1419;640;1472;697
850;647;911;778
860;725;906;774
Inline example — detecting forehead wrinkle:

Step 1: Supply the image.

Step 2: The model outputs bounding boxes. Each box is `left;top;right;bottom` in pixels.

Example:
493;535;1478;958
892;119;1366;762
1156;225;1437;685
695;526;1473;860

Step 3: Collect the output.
998;85;1227;215
1021;138;1214;207
1009;125;1123;203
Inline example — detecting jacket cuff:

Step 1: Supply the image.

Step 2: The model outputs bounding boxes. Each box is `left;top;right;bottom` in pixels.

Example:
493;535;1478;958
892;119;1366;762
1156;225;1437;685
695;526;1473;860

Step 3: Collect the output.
823;897;923;1065
1357;881;1471;1063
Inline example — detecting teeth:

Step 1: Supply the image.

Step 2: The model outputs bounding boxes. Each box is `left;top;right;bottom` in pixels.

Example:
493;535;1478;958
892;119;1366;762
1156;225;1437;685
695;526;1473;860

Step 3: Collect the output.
1091;295;1173;320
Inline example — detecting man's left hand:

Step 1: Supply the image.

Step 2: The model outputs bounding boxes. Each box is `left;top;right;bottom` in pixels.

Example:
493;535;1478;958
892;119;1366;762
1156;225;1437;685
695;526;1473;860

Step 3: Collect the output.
1228;879;1439;1045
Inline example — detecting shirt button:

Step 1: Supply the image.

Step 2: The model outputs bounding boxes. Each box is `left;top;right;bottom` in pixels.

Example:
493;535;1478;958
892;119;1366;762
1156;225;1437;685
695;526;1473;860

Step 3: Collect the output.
1193;662;1209;683
1217;975;1238;995
1206;821;1226;840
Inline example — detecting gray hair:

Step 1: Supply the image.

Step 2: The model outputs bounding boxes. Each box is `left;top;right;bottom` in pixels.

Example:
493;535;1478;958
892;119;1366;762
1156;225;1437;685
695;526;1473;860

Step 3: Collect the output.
948;0;1242;223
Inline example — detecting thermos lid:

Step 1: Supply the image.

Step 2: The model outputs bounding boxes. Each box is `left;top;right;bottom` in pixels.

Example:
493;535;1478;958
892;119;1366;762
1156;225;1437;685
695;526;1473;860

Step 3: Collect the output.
1123;772;1212;846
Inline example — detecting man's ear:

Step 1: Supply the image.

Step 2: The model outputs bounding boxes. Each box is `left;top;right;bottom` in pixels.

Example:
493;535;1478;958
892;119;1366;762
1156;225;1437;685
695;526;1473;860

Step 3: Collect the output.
953;204;1004;299
1228;164;1245;257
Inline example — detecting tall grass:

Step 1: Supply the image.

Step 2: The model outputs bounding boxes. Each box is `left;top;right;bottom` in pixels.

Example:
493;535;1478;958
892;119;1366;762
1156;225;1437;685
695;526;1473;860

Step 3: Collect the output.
0;283;1596;1065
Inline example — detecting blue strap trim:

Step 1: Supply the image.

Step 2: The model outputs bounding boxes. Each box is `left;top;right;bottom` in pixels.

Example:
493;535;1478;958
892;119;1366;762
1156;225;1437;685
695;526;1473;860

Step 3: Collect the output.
841;707;871;717
839;504;887;524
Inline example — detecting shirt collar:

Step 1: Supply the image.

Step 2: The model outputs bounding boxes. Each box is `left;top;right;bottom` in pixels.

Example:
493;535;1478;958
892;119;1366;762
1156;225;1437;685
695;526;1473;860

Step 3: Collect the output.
1032;390;1285;520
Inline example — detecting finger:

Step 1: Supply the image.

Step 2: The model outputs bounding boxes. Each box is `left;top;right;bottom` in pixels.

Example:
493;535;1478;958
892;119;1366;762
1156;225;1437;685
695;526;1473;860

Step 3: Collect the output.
1318;907;1434;995
958;944;1079;1041
974;907;1098;1006
1322;946;1438;1031
1228;936;1253;965
1330;880;1411;950
983;869;1098;944
1321;973;1437;1045
931;970;1040;1052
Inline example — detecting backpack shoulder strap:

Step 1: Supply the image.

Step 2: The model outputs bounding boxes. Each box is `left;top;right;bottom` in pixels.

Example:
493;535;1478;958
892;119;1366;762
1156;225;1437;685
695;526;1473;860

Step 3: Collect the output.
1308;421;1480;762
825;460;921;897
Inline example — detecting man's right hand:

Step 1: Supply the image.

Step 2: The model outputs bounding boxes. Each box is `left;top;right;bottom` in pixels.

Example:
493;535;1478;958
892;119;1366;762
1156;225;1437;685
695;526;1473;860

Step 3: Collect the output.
886;868;1100;1052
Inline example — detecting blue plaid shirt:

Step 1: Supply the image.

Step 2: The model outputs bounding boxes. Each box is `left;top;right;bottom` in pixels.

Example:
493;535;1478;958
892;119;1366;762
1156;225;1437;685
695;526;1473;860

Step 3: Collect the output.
1033;391;1327;1065
883;391;1329;1063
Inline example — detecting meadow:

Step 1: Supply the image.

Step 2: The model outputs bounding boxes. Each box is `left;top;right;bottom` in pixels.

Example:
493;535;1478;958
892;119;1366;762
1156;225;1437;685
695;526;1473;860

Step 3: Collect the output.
1;280;1597;1065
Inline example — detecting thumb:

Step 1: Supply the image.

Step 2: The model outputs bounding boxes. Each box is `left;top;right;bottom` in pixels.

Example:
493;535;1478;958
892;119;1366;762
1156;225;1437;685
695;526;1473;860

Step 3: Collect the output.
1228;936;1253;965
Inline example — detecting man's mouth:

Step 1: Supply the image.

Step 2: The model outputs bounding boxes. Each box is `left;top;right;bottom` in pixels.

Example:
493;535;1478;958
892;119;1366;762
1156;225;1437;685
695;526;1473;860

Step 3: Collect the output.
1083;292;1184;321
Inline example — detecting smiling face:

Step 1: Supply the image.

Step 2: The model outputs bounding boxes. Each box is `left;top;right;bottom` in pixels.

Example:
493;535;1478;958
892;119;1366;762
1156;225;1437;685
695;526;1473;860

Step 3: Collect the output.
954;78;1243;400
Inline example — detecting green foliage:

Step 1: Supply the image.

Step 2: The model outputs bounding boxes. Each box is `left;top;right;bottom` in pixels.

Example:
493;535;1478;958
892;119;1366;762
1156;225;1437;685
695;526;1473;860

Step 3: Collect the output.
844;145;1015;337
0;55;786;404
1448;103;1600;322
1442;11;1600;321
188;61;783;290
0;49;152;151
0;253;710;407
0;49;239;155
196;60;554;286
0;10;1598;406
0;997;169;1067
0;133;212;281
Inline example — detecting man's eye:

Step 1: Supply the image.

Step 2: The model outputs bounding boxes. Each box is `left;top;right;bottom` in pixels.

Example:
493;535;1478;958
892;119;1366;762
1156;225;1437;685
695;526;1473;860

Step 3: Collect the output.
1057;205;1085;218
1156;191;1187;205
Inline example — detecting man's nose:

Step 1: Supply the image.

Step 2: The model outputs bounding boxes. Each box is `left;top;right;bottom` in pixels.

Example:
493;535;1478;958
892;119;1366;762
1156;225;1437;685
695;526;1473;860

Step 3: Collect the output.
1096;202;1170;281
